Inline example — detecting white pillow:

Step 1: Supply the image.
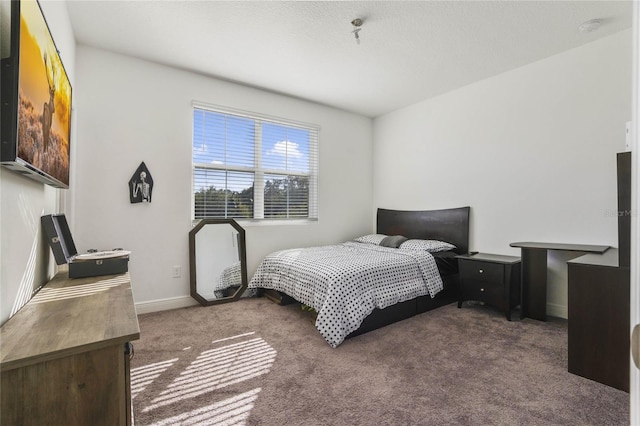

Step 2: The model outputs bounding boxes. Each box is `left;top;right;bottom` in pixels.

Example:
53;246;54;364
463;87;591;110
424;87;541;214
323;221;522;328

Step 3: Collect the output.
399;239;456;253
353;234;387;245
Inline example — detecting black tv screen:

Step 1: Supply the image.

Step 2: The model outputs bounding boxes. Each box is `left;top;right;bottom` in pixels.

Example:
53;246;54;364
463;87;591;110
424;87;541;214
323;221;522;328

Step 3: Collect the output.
1;0;72;188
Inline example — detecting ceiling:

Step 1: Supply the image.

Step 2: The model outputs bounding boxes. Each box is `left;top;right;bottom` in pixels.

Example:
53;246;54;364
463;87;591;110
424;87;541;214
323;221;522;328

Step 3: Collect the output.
66;1;633;118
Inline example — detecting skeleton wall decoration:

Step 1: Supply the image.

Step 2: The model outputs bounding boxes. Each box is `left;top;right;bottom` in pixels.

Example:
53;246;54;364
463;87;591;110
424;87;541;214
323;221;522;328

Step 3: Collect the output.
129;162;153;203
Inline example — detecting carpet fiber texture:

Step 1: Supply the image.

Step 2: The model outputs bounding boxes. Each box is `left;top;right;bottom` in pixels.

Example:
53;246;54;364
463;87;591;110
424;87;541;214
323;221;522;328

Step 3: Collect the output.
131;298;629;425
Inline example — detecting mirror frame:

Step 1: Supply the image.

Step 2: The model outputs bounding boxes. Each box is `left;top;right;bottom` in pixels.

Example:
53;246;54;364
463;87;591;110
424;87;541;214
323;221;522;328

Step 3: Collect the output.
189;218;248;306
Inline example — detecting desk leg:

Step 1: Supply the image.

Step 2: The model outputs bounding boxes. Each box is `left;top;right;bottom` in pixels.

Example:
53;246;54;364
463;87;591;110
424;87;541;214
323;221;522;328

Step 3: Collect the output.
520;248;547;321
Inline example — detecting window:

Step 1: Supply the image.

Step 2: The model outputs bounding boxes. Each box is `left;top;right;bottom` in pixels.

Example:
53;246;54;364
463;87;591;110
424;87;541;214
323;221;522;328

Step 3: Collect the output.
192;103;319;222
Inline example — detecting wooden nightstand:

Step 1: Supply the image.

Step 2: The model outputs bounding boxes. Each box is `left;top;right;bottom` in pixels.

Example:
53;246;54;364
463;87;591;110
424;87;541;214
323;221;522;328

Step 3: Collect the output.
456;253;521;321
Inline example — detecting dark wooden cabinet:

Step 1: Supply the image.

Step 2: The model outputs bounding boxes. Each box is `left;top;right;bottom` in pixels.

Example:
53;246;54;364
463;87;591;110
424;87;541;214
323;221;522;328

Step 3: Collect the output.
617;152;631;267
568;250;629;392
456;253;521;320
566;152;632;392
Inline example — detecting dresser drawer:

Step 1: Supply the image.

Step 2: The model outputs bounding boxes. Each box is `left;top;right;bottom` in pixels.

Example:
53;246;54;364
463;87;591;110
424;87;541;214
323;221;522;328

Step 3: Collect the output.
458;260;504;283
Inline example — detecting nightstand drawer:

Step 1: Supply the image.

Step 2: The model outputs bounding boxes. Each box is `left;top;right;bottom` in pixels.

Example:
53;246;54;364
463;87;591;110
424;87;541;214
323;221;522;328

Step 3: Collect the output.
462;279;503;305
458;260;503;283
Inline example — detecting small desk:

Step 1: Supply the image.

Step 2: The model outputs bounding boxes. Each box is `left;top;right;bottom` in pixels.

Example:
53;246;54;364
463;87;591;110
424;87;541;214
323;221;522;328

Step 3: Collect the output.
509;242;609;321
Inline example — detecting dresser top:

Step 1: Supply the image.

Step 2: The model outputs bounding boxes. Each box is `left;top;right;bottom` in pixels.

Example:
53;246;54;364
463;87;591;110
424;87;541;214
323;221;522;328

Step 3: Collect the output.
1;272;140;371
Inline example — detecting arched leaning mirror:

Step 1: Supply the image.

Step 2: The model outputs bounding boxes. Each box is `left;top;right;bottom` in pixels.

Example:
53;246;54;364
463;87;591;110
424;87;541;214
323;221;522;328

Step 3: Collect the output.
189;219;247;306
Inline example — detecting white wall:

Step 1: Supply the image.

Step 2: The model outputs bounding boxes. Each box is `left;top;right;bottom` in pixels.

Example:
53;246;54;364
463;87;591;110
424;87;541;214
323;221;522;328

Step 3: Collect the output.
73;46;373;312
373;30;632;318
0;0;76;325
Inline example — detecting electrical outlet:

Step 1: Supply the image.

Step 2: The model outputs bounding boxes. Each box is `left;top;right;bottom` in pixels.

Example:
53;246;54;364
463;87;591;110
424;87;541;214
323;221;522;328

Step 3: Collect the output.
172;266;181;278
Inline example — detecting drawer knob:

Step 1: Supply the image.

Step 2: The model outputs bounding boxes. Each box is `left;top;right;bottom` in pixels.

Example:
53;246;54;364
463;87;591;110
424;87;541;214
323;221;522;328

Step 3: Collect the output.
479;269;484;273
480;288;485;292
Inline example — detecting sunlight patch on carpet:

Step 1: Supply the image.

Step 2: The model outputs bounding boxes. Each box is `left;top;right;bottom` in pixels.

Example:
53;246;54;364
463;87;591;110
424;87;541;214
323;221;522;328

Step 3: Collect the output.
212;331;256;344
141;336;276;413
146;388;261;426
131;358;179;399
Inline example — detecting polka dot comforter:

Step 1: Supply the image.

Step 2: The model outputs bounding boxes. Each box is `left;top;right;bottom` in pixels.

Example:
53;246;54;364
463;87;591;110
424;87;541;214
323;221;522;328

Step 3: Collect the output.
215;261;242;291
248;241;443;348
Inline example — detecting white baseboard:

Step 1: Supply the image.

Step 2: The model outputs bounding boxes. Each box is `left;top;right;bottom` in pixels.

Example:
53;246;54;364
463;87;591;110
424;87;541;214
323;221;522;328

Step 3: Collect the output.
547;302;568;319
135;296;569;319
135;296;198;315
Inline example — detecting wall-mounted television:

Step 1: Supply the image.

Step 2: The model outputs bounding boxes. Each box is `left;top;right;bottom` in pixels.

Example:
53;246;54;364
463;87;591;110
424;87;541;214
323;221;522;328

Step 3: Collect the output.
1;0;72;188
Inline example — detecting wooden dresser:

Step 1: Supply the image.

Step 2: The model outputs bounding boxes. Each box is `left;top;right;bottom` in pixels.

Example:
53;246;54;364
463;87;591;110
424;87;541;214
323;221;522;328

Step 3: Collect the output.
1;271;140;425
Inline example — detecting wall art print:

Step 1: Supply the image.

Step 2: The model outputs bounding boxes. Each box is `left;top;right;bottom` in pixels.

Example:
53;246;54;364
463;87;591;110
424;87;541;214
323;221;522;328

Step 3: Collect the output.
129;161;153;203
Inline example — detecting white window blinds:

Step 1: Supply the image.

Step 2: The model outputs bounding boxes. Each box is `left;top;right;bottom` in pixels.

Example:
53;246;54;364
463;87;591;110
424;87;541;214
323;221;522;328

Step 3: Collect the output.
192;104;319;221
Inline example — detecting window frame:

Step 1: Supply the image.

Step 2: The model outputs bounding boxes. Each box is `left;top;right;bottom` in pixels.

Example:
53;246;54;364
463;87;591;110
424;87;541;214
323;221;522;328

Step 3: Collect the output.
191;101;319;224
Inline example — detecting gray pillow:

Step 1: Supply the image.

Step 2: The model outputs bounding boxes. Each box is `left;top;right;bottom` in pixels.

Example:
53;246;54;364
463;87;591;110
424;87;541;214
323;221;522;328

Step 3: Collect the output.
380;235;408;248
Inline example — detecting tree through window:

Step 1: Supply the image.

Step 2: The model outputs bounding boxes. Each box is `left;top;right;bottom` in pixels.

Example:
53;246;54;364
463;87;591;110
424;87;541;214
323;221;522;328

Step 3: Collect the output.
192;105;319;221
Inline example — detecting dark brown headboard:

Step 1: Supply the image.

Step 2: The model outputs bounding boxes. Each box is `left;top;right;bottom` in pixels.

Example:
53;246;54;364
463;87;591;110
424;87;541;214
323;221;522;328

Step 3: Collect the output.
376;206;470;255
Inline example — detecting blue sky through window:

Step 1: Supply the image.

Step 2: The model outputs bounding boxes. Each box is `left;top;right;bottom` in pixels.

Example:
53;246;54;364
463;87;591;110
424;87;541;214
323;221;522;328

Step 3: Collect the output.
193;109;311;193
193;111;254;168
262;123;310;173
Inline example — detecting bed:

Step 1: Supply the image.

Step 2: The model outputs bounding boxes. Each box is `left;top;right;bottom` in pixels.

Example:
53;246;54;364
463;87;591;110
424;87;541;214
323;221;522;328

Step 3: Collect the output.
249;206;470;347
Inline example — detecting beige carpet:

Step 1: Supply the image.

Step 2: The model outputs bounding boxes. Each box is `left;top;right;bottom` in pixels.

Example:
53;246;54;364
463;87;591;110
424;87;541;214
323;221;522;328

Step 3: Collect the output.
131;298;629;425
